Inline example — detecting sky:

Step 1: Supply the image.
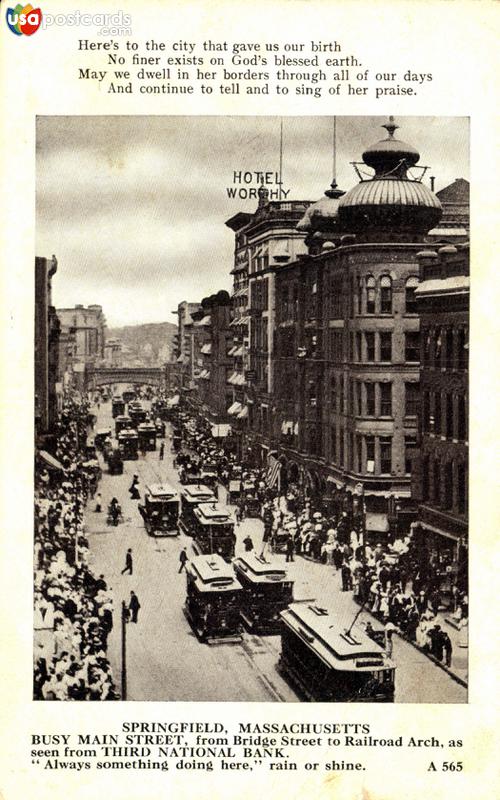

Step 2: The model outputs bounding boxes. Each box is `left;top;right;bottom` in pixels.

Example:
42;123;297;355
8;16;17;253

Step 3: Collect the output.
36;115;469;327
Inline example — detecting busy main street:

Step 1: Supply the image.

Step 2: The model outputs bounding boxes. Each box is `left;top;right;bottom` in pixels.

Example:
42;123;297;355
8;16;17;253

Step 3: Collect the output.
85;396;466;703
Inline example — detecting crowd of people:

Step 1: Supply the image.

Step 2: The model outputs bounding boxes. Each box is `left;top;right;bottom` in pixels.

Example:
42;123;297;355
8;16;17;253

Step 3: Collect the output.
34;395;117;701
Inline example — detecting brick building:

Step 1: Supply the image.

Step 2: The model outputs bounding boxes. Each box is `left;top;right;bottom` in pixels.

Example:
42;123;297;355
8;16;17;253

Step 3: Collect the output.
56;304;106;389
412;243;469;600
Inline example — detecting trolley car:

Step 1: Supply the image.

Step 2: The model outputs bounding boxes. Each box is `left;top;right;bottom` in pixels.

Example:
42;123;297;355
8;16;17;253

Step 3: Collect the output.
139;483;179;536
111;396;125;418
233;554;294;633
129;404;147;426
184;554;242;643
278;603;396;702
138;422;157;451
192;502;236;562
179;484;217;536
118;429;139;460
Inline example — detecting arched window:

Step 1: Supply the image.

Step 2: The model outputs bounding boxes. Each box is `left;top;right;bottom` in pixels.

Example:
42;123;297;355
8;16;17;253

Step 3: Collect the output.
380;275;392;313
405;276;419;313
366;275;376;314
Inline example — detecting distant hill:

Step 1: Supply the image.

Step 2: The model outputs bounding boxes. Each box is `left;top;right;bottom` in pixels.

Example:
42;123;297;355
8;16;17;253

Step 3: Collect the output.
107;321;177;366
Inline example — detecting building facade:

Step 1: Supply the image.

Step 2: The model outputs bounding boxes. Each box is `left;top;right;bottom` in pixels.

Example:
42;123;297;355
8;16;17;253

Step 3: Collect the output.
269;119;446;533
412;243;469;599
56;304;106;388
35;255;60;445
225;189;310;461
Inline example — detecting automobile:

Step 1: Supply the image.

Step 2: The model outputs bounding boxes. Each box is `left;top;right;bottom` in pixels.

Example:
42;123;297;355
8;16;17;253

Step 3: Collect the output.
184;554;242;643
106;446;124;475
138;483;179;536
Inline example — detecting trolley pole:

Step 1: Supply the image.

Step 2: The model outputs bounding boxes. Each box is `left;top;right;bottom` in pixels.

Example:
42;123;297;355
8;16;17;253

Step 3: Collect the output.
121;601;128;700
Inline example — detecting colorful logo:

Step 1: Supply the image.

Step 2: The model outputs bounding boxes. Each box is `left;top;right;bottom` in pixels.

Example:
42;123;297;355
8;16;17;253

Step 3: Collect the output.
6;4;42;35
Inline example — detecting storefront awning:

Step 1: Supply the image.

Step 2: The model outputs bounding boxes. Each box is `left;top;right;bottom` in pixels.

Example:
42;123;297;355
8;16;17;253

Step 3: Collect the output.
227;372;237;385
38;450;65;471
211;423;231;438
200;370;210;380
233;373;246;386
200;343;212;355
237;405;249;419
365;512;390;533
233;346;244;357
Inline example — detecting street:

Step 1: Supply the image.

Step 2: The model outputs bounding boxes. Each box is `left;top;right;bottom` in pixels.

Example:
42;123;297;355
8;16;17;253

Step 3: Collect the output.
85;400;466;703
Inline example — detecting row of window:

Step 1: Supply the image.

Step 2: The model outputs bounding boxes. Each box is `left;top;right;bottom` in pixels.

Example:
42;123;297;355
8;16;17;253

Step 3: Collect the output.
277;329;420;363
421;457;468;514
277;274;419;322
423;325;468;371
422;391;468;441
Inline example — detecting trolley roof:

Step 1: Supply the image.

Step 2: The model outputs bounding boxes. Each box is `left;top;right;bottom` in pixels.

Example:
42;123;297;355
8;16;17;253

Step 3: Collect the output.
138;422;156;431
146;483;178;500
194;502;233;525
182;484;216;502
187;554;241;592
233;554;290;583
280;603;394;672
118;429;138;439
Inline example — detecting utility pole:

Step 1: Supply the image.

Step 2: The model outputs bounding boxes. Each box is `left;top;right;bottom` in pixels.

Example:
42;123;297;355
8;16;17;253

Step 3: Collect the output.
121;601;128;700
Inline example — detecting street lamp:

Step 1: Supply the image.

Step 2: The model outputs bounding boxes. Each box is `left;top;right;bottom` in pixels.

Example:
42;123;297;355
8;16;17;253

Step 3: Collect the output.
121;601;128;700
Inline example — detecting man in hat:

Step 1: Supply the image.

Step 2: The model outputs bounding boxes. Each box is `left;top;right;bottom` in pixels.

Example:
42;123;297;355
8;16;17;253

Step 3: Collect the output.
129;591;141;623
178;547;188;573
285;533;295;563
121;548;133;576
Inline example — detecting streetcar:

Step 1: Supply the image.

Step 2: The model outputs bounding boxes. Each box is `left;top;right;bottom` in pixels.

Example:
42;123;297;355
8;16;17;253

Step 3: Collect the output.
184;554;242;643
115;414;133;436
137;422;157;451
179;484;217;536
129;404;147;426
278;602;396;702
118;429;139;460
138;483;179;536
122;389;136;404
233;554;294;634
191;502;236;562
111;396;125;418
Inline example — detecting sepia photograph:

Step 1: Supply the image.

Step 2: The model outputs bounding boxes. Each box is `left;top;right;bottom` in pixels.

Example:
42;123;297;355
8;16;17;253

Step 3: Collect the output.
34;114;469;703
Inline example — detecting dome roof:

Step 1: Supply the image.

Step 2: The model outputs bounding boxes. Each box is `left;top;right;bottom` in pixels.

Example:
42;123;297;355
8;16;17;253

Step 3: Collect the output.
296;182;345;233
338;117;442;236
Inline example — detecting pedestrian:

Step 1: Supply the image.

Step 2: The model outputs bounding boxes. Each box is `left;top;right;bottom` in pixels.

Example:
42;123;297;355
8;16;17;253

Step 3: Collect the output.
243;534;254;552
129;475;140;500
95;492;102;513
384;622;396;659
442;631;453;666
285;533;295;563
341;561;352;592
121;548;133;576
178;547;188;573
159;442;165;461
129;591;141;623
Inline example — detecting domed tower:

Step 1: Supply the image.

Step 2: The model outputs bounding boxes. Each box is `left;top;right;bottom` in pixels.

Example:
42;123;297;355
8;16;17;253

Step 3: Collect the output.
338;117;442;241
